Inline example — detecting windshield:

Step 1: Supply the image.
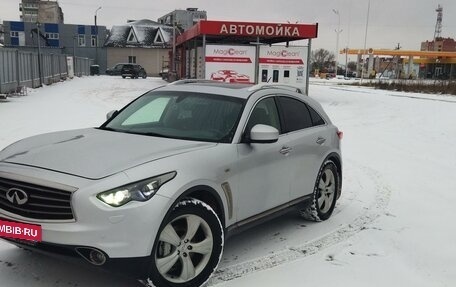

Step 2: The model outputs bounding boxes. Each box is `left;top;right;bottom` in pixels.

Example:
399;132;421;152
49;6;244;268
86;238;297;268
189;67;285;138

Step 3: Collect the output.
102;91;245;143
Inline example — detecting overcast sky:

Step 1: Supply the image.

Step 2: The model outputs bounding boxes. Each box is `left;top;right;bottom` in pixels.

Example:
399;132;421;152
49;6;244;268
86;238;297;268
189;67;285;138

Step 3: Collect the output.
2;0;456;53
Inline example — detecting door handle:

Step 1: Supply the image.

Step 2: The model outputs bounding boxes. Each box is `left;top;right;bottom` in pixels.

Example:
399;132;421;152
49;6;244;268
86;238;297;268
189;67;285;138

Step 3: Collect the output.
316;137;326;145
279;146;292;155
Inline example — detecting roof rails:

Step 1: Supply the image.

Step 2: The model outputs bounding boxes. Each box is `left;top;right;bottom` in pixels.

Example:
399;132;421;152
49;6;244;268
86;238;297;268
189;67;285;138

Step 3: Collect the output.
167;80;306;95
167;79;222;85
248;83;306;95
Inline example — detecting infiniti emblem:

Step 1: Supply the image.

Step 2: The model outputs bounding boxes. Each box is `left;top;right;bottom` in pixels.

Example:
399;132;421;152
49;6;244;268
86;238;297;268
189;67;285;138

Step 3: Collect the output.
6;188;29;205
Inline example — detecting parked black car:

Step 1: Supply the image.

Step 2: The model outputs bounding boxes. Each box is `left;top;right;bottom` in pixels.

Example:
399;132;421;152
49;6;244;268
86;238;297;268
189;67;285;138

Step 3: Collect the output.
121;64;147;79
106;63;129;75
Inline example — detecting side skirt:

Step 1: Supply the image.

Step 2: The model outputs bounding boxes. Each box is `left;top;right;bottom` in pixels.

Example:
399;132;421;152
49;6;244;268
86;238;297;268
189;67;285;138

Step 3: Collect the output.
225;194;313;238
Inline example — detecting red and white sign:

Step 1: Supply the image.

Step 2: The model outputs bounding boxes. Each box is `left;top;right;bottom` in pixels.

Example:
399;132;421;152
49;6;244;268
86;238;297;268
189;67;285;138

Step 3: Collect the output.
199;21;318;38
0;219;42;242
176;20;318;46
205;45;256;84
258;46;308;86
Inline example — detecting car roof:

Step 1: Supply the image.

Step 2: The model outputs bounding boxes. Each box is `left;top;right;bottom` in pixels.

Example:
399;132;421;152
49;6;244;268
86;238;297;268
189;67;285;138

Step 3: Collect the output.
156;81;308;99
156;81;253;99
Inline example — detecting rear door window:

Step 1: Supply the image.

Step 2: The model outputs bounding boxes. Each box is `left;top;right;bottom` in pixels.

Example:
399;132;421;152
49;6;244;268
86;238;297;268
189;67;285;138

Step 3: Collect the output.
308;106;326;126
277;97;312;132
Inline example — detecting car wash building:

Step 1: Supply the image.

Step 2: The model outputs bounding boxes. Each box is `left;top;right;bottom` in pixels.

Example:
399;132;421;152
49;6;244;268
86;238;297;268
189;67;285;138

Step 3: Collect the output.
174;20;318;92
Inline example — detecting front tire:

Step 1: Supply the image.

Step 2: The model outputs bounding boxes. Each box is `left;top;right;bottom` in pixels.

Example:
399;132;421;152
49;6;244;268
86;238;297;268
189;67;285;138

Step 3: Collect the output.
300;160;339;221
146;199;224;287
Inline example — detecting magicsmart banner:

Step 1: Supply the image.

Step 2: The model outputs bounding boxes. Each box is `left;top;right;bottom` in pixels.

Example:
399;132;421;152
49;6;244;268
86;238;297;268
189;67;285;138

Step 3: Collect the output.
205;45;256;84
258;46;308;87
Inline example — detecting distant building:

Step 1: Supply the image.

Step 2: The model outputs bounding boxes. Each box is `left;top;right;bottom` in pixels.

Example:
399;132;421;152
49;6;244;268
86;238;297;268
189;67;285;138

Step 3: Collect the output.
3;20;107;70
104;19;176;76
421;37;456;52
19;0;64;24
158;8;207;31
419;37;456;79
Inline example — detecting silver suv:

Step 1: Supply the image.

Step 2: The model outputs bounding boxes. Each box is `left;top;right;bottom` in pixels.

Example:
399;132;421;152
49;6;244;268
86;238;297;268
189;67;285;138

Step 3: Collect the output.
0;81;342;286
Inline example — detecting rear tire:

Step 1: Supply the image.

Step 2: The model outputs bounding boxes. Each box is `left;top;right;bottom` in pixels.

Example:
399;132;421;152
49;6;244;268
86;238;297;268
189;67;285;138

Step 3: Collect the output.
300;160;339;221
145;199;224;287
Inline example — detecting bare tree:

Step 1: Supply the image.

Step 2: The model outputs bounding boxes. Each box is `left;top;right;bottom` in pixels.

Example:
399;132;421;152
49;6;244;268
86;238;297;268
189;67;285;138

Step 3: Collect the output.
347;61;357;71
311;48;335;72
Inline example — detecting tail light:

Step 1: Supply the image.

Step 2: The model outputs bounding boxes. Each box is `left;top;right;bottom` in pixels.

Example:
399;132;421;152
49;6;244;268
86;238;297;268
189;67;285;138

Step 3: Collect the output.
337;130;344;140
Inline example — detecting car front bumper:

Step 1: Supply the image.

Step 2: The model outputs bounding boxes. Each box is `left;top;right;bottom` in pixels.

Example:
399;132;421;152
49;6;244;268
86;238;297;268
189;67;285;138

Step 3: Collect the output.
1;237;151;278
0;163;173;268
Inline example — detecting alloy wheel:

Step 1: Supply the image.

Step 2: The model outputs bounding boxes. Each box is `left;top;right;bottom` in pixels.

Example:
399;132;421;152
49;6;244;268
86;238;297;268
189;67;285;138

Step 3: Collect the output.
155;214;214;283
317;168;336;214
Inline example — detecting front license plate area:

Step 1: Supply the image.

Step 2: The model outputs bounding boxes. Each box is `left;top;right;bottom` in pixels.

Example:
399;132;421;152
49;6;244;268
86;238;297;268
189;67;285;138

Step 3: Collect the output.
0;218;42;242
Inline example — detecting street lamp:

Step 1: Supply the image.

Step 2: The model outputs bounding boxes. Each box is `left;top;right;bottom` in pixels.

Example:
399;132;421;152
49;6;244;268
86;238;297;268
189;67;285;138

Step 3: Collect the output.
94;6;102;65
332;9;342;77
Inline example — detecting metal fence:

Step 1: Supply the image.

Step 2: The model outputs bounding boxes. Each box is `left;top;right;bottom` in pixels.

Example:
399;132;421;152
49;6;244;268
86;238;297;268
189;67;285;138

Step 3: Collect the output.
0;48;93;94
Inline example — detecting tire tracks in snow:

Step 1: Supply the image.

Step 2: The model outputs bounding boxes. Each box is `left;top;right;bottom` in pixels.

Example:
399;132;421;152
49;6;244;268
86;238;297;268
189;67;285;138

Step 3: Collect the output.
208;161;392;285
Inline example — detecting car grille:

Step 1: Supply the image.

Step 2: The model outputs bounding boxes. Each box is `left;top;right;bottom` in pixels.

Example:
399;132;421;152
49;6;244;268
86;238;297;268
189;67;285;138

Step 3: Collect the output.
0;177;74;220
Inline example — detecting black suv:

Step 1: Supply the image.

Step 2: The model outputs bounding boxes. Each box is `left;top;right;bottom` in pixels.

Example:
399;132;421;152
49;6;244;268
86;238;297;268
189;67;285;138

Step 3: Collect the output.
121;64;147;79
106;63;128;75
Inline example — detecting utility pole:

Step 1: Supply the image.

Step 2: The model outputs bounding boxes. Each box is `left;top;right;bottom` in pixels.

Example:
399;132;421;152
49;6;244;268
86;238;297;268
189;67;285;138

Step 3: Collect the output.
73;35;76;64
172;20;177;74
361;0;371;81
345;47;349;77
36;21;43;87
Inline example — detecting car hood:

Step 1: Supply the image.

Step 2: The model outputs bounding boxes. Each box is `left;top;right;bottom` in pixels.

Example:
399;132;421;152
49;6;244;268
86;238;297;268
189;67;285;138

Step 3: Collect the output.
0;128;216;179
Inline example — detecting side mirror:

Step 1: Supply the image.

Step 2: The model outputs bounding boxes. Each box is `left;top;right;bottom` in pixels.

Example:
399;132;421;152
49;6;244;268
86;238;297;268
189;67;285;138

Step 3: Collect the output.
250;124;279;143
106;110;118;120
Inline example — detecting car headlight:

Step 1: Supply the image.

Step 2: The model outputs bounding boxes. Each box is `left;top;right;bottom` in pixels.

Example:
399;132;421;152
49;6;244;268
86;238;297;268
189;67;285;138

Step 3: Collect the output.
97;171;176;207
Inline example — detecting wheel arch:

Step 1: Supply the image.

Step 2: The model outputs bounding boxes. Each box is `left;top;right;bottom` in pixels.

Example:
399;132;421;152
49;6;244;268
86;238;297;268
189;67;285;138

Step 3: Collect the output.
171;185;226;229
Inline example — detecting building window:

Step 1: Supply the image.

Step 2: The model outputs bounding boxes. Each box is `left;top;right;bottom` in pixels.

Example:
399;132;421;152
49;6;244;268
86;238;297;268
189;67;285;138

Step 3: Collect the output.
91;35;97;47
78;34;85;46
127;29;137;43
154;30;164;44
128;56;136;63
46;33;59;39
11;31;19;37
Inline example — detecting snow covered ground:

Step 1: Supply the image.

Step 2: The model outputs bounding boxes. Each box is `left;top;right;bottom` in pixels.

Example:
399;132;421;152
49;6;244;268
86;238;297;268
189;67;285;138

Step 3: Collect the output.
0;76;455;286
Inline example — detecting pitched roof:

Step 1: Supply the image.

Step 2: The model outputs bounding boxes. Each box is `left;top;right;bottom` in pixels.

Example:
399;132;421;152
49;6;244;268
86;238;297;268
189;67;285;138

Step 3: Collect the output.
104;19;175;48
